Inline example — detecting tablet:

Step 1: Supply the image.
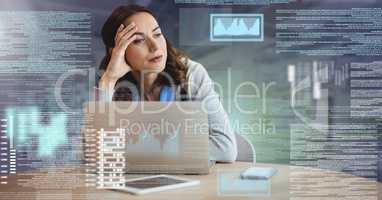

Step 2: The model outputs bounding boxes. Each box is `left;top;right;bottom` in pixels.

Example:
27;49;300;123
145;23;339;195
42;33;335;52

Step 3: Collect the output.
110;175;200;195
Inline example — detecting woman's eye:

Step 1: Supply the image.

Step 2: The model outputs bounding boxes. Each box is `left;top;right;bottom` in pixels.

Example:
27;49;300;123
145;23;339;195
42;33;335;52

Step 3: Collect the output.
154;33;162;38
133;39;144;44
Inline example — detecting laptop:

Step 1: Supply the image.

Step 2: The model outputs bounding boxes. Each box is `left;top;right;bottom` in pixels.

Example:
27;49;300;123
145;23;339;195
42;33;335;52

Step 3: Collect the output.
83;101;212;175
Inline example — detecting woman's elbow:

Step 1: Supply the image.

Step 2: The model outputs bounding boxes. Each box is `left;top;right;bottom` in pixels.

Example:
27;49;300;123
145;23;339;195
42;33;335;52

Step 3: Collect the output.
211;139;238;163
221;142;238;163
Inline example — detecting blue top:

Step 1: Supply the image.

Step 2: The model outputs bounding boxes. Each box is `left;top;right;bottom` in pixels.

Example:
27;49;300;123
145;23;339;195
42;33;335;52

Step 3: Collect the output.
131;85;175;102
159;86;176;102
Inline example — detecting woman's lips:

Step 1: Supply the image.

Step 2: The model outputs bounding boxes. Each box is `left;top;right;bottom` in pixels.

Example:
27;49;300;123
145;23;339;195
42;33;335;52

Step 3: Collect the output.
149;55;163;63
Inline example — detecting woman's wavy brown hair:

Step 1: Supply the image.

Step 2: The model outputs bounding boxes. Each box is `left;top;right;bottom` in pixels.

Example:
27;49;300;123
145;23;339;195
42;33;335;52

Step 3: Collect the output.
100;5;189;100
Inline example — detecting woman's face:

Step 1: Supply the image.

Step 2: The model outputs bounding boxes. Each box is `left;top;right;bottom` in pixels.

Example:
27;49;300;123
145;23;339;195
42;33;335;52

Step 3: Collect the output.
123;12;167;73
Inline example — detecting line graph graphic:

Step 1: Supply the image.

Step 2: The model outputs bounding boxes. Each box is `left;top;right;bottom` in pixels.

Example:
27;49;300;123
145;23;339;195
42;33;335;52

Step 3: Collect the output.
210;14;264;42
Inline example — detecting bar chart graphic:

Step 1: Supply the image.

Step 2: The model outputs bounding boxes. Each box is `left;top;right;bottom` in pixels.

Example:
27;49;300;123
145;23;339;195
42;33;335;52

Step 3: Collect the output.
210;14;264;42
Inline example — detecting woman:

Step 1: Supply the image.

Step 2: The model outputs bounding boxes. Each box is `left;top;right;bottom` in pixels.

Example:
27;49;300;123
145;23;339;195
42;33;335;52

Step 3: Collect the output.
97;5;237;162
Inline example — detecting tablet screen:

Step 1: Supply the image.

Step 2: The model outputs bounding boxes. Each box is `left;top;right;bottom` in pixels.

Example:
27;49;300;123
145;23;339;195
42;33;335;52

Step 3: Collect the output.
125;176;187;189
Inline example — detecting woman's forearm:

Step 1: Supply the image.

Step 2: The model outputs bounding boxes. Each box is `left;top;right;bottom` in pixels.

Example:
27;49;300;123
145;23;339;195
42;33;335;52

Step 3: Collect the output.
97;73;118;102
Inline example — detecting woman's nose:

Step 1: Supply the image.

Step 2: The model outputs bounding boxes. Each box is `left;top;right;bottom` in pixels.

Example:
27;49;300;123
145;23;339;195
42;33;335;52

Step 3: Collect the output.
148;37;159;52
